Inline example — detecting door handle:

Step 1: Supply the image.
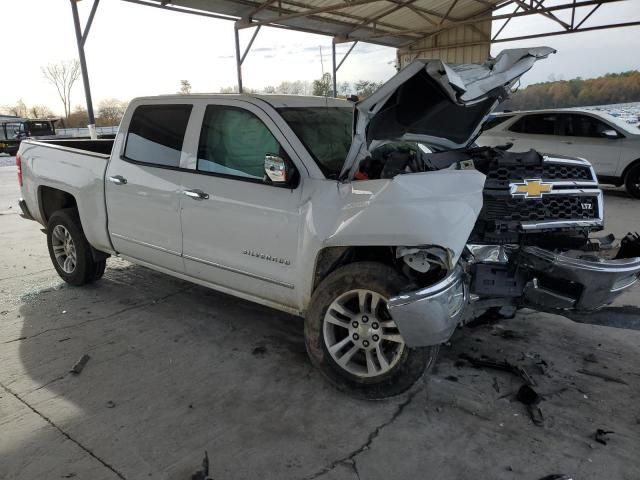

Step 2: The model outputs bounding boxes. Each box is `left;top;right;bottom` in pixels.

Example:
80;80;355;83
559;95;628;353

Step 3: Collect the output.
183;189;209;200
109;175;127;185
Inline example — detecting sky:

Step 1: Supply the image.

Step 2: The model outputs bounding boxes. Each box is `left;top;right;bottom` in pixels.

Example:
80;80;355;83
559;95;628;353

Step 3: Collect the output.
1;0;639;116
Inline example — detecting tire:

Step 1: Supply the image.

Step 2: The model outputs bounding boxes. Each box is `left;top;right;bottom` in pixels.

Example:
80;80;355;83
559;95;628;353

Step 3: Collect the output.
625;164;640;199
46;208;107;286
305;261;438;399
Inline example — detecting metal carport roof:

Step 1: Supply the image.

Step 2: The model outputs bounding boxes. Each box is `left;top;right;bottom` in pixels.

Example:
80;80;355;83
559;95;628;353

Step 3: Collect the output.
67;0;639;137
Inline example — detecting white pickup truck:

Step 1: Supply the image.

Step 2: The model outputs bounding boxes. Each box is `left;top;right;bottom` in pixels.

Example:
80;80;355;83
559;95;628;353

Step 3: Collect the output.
17;48;640;398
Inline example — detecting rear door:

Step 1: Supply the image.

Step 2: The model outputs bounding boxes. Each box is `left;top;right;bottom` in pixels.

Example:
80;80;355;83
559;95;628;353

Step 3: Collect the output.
105;103;192;272
505;113;561;153
554;113;623;176
179;99;303;309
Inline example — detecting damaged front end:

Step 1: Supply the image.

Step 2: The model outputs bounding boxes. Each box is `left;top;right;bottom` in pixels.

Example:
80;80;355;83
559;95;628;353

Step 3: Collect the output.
384;151;640;348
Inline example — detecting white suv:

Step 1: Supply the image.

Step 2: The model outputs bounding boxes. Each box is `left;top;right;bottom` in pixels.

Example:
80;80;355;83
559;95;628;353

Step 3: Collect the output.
478;109;640;198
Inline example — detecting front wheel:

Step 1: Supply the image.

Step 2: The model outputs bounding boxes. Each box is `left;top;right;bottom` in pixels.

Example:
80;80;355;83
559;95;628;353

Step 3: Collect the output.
625;164;640;199
305;262;438;399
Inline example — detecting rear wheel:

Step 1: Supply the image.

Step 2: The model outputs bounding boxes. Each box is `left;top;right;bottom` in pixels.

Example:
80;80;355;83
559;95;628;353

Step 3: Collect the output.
305;261;438;399
46;209;106;286
625;164;640;199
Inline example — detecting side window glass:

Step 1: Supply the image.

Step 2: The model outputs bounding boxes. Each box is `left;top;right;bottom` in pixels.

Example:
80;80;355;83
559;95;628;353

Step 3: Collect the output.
511;114;557;135
567;114;615;138
124;104;192;167
197;106;281;180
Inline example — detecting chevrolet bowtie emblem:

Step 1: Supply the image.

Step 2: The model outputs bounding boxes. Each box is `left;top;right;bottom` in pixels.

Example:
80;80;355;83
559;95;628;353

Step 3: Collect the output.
510;179;553;199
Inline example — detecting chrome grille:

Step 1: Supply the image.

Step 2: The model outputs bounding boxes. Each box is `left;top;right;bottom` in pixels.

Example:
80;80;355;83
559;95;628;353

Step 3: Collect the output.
484;158;595;189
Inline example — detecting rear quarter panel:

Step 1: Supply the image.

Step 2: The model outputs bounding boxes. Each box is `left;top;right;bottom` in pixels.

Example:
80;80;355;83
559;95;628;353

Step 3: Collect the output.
19;141;114;253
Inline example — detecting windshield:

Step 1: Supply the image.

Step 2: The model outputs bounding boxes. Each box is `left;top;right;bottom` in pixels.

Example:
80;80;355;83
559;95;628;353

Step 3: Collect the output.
277;106;353;178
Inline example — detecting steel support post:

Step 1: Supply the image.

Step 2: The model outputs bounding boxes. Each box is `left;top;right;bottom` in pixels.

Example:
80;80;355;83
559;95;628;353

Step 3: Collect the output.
70;0;98;139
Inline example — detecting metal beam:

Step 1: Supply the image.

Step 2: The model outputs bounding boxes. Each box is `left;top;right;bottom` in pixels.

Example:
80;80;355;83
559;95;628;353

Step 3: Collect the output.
238;0;385;29
402;20;640;53
240;25;261;64
70;0;97;139
234;27;243;93
366;0;624;41
80;0;100;47
336;41;358;71
332;42;337;97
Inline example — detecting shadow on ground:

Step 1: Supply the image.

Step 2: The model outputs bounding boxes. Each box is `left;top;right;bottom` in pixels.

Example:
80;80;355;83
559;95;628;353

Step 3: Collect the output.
4;260;640;480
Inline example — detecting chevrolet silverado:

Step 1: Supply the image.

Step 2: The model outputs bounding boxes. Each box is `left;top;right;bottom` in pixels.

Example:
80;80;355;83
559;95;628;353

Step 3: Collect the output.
17;47;640;398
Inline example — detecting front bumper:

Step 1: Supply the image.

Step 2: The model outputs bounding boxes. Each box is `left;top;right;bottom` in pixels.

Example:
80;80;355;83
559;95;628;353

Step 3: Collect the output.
388;267;467;347
520;246;640;311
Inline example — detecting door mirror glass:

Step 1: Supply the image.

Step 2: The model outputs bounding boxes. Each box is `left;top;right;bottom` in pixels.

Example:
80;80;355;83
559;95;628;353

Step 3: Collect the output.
601;129;619;139
264;154;288;184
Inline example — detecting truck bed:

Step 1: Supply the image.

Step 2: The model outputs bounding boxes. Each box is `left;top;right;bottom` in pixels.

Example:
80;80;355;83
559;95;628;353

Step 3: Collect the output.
33;138;115;156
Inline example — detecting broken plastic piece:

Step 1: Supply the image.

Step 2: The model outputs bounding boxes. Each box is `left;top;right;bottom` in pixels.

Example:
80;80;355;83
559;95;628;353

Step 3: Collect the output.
191;451;212;480
595;429;614;445
69;354;90;375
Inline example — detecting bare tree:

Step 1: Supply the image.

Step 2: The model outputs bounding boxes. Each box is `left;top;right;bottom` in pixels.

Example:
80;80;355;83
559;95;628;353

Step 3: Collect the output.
97;98;128;126
3;99;29;117
29;105;54;118
179;80;192;94
41;60;81;119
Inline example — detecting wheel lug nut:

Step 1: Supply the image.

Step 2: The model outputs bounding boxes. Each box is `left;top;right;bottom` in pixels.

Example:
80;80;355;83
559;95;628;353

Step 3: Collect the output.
363;340;370;347
352;321;359;328
362;315;368;323
353;333;359;340
372;334;379;342
372;322;379;329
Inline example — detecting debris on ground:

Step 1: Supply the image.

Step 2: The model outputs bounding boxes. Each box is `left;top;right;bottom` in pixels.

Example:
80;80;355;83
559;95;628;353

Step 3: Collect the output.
251;345;267;356
583;353;598;363
577;368;628;385
191;451;213;480
516;384;544;426
538;475;574;480
444;375;459;382
595;429;614;445
459;353;537;386
69;354;91;375
106;400;116;408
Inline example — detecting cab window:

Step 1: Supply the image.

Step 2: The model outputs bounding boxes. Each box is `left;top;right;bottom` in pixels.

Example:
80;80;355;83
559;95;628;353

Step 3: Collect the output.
197;106;281;180
509;114;558;135
124;104;193;167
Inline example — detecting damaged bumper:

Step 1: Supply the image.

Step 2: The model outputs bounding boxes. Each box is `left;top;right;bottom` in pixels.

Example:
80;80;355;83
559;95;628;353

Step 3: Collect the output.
520;246;640;311
388;267;467;347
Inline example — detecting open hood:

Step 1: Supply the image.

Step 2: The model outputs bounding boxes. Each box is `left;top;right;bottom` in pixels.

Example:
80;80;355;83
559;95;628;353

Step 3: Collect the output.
340;47;556;180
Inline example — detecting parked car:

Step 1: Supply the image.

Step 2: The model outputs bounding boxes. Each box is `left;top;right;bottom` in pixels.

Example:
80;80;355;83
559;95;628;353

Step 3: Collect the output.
0;117;58;155
16;47;640;398
478;109;640;197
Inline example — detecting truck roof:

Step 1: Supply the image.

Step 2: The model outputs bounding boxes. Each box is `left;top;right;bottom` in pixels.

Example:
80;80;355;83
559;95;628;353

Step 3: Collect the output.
130;93;352;109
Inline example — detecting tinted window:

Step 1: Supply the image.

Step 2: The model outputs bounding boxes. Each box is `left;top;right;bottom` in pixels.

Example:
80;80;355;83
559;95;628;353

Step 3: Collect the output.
197;106;280;180
563;114;617;138
510;114;557;135
124;104;192;167
482;114;514;131
278;107;352;178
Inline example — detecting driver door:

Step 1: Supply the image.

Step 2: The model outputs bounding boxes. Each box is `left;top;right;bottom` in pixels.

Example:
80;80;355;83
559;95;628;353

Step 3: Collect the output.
179;100;304;309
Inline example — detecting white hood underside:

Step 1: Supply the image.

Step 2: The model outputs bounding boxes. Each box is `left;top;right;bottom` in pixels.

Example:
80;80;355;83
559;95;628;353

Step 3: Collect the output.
341;47;556;180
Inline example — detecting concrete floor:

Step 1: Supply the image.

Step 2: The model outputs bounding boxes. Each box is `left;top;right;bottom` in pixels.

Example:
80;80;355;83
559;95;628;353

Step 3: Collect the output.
1;162;639;480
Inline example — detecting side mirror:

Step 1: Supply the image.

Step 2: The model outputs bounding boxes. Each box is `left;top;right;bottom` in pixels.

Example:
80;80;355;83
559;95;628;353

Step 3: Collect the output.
264;154;289;184
601;129;619;139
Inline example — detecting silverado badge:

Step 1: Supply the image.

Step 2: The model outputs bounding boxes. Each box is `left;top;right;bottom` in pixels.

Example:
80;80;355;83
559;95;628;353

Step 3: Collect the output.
510;179;553;199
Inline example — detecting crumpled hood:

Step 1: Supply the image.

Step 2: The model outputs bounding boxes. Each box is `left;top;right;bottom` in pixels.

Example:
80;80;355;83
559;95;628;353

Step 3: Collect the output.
340;46;556;180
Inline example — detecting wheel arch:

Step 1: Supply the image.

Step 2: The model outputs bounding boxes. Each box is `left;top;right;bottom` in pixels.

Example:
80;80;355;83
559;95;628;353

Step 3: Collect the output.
312;246;396;293
38;186;78;224
622;158;640;181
